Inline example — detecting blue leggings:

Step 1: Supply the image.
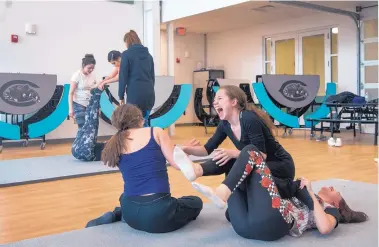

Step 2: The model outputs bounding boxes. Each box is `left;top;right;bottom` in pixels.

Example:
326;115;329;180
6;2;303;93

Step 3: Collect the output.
72;102;86;129
143;110;150;127
72;89;105;161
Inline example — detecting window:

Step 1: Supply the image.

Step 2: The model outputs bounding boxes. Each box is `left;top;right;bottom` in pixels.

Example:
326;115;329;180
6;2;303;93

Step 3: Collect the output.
263;26;339;86
264;37;272;74
361;18;378;100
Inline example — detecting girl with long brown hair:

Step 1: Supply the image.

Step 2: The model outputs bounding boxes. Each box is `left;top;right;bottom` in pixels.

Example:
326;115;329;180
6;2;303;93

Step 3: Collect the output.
93;103;203;233
174;85;297;240
173;85;368;240
180;85;295;197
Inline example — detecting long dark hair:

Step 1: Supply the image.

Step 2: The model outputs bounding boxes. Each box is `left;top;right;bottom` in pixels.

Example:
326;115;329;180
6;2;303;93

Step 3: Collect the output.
101;104;143;168
338;197;368;223
220;85;276;134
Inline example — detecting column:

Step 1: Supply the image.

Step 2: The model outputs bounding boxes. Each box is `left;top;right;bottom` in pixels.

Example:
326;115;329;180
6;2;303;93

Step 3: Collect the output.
167;22;175;136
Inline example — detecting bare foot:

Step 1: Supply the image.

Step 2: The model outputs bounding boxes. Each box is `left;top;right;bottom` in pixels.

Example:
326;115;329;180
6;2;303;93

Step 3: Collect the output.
192;162;203;178
215;184;232;202
192;182;226;209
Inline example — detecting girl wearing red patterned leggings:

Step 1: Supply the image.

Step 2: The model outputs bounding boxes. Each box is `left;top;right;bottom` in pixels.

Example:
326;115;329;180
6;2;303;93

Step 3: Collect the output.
174;85;367;240
188;144;368;240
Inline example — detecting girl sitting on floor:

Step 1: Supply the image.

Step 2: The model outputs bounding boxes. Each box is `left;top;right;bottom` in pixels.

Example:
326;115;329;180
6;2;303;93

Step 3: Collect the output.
87;104;203;233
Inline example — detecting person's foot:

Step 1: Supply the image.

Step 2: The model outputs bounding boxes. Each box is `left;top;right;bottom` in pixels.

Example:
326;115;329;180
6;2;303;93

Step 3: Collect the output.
113;207;122;221
192;182;226;209
85;211;116;228
173;146;197;181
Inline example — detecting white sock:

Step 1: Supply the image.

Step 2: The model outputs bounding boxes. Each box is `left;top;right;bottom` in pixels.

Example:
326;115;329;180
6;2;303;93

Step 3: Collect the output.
173;146;197;182
192;182;226;209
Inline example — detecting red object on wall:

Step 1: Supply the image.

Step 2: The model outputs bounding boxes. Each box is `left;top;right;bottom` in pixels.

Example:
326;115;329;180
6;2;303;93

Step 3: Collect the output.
176;58;180;63
11;35;18;43
176;27;186;36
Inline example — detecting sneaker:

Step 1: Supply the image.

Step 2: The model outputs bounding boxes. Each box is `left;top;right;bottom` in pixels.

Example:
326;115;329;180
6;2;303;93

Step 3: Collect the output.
335;138;342;147
328;137;336;146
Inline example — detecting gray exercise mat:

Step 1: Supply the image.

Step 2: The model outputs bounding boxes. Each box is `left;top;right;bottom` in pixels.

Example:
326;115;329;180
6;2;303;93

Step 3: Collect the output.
2;179;377;247
0;155;118;187
0;154;214;187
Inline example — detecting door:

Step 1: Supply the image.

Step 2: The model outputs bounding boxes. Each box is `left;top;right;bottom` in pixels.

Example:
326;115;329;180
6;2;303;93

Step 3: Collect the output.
298;30;330;96
360;18;378;100
271;35;297;75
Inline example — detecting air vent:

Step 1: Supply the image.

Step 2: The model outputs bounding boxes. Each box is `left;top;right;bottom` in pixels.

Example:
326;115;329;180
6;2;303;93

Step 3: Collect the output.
250;5;275;12
109;0;134;4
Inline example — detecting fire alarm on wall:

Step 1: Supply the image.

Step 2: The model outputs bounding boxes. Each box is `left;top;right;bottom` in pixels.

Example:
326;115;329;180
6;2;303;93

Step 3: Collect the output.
176;27;186;36
11;34;18;43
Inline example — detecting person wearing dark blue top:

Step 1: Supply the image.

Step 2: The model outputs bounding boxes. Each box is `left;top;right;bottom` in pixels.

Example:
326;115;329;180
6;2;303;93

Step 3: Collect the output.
86;103;202;233
118;30;155;127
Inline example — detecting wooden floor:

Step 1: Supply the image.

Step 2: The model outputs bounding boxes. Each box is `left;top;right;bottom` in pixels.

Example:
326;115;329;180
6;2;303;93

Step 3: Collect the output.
0;126;378;244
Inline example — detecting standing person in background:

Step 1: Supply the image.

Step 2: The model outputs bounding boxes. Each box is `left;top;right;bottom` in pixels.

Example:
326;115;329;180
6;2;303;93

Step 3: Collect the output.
68;54;98;129
98;50;122;90
118;30;155;127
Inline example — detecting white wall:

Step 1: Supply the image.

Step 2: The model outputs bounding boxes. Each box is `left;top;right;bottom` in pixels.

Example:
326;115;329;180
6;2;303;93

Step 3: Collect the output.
161;0;249;23
0;1;143;139
144;0;161;75
160;31;168;75
160;30;205;124
207;12;362;94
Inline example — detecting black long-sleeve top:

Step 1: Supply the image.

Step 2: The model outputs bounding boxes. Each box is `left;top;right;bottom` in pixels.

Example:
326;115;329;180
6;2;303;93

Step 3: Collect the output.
204;110;290;162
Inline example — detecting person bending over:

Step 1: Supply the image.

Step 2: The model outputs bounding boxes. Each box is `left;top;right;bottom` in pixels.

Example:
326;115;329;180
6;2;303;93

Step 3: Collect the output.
177;85;296;199
68;54;98;129
87;104;203;233
118;30;155;127
98;50;122;90
72;88;105;161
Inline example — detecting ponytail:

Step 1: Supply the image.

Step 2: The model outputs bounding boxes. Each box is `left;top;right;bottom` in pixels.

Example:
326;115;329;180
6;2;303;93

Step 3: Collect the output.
338;198;369;223
102;131;126;168
101;104;143;168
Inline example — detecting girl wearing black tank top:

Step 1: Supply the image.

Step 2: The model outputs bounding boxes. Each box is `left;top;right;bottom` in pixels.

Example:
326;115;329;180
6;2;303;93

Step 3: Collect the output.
85;104;203;233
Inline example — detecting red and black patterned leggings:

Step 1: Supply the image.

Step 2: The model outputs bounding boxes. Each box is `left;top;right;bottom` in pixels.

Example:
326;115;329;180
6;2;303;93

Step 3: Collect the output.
222;145;294;241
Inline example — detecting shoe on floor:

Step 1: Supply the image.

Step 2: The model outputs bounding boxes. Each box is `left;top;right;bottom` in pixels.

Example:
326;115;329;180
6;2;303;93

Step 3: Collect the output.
335;138;342;147
328;137;336;146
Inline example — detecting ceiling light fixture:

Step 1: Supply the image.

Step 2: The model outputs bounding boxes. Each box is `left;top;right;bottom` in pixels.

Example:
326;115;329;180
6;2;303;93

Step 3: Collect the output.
332;27;339;34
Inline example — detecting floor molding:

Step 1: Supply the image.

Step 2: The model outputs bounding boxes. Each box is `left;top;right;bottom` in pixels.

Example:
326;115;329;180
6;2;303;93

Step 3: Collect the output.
1;136;113;148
